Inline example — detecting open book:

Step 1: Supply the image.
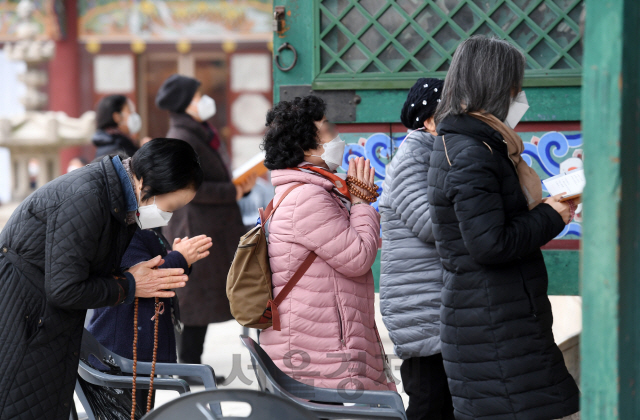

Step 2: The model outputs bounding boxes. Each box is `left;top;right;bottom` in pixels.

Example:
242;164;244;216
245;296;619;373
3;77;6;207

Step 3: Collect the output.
542;169;585;202
232;151;268;185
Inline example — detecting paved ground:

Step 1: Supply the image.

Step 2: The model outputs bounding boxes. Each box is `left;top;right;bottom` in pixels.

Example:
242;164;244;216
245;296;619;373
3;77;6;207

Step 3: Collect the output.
0;202;18;230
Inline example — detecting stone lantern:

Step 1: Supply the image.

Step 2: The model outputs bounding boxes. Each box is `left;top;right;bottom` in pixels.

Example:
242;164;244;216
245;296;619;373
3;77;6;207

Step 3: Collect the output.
1;0;95;201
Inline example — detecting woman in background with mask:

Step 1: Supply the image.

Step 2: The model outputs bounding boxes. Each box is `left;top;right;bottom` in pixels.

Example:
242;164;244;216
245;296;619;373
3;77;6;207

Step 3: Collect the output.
259;95;396;392
154;74;256;369
93;94;143;159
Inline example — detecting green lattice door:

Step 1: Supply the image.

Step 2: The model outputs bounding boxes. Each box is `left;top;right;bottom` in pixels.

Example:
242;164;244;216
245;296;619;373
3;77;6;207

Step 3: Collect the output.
315;0;584;89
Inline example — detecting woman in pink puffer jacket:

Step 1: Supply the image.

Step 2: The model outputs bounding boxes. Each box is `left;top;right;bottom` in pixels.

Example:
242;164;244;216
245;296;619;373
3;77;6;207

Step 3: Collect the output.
259;95;396;392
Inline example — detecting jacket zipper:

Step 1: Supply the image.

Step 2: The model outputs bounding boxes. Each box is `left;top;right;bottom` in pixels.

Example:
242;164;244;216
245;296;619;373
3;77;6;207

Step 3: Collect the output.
336;305;345;347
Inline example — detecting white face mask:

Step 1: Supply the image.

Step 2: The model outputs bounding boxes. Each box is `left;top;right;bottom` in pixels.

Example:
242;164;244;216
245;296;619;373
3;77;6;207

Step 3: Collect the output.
504;90;529;129
197;95;217;121
127;112;142;134
135;192;173;230
311;135;346;172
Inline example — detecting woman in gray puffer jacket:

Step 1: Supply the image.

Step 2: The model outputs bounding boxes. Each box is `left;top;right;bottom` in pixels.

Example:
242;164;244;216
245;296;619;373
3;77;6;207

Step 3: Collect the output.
380;78;453;420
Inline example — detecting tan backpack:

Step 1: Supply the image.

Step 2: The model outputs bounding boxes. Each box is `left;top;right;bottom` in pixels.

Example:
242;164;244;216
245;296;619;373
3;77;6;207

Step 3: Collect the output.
226;183;316;331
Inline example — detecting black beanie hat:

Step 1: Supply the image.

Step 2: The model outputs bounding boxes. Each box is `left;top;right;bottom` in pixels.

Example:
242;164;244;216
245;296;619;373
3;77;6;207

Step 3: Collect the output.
400;78;444;130
155;74;201;114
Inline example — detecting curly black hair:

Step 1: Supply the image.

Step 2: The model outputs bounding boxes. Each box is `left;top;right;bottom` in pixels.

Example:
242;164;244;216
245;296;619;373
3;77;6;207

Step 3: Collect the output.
261;95;326;170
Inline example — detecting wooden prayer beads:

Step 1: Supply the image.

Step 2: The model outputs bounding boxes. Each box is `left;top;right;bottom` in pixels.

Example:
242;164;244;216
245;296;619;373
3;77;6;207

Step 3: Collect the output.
131;297;161;419
346;175;379;203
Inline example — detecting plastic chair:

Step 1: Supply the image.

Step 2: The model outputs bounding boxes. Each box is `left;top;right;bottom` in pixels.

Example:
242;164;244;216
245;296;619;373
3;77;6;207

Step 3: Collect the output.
240;335;407;420
141;389;319;420
76;328;221;419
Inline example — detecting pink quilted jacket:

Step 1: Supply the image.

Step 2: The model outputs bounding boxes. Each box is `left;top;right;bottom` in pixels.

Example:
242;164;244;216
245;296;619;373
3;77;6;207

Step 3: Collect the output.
260;168;396;392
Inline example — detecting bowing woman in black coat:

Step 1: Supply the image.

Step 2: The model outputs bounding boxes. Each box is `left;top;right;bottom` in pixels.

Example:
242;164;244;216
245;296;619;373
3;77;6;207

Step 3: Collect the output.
427;36;580;420
0;139;202;420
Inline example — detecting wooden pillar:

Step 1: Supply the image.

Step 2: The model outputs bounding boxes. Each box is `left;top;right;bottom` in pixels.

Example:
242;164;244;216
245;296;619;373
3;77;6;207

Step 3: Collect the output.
48;0;80;117
48;0;81;174
581;0;640;418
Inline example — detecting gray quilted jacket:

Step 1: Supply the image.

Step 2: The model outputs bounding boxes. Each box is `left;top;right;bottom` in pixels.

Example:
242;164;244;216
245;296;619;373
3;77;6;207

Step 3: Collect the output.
379;130;443;360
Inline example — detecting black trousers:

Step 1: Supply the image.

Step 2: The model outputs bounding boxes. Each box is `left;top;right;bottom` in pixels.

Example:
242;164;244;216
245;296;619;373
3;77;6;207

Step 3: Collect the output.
176;325;208;364
400;353;455;420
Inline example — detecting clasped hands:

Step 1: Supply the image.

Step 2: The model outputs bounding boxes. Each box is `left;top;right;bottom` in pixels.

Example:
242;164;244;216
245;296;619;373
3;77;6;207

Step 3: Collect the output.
127;235;213;298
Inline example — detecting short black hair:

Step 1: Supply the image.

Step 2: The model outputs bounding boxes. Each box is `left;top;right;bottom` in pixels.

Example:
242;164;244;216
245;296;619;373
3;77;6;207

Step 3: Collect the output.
435;36;525;124
400;78;444;130
261;95;326;170
131;138;204;201
96;95;128;130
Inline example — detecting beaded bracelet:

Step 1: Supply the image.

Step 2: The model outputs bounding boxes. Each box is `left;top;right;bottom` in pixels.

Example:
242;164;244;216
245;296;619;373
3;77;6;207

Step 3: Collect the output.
346;176;379;196
348;186;377;203
567;199;576;223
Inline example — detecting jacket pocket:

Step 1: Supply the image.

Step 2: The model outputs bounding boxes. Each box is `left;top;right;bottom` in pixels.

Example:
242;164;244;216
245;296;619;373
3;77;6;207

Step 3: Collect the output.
518;265;538;317
336;304;345;348
21;289;45;345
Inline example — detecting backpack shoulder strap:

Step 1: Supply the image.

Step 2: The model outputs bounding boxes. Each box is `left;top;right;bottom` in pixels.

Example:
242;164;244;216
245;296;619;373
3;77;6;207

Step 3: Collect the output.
261;183;303;224
258;251;317;331
257;182;315;331
273;252;317;308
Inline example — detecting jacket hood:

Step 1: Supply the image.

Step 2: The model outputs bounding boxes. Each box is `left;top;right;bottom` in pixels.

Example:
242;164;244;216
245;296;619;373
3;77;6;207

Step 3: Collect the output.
169;112;213;144
402;129;436;150
92;129;115;146
437;113;506;150
270;167;335;192
92;129;132;147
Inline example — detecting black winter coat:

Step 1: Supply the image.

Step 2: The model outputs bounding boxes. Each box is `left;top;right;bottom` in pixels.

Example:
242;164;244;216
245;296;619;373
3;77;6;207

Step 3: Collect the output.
92;129;138;160
427;114;579;420
0;156;137;420
162;113;245;325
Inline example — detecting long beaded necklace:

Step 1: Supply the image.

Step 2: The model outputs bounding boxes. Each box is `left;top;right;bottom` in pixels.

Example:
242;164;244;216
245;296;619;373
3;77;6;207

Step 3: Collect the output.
130;297;161;419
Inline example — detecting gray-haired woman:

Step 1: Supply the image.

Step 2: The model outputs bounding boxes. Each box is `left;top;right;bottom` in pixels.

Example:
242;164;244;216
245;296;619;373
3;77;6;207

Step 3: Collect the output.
427;36;579;420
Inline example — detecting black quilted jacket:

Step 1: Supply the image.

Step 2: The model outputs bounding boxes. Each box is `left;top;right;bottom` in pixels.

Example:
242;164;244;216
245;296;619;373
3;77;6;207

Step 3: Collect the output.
0;156;137;420
427;114;580;420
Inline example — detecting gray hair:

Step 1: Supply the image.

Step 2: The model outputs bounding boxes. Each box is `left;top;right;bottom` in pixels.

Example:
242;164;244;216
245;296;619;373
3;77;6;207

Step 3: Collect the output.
434;36;526;124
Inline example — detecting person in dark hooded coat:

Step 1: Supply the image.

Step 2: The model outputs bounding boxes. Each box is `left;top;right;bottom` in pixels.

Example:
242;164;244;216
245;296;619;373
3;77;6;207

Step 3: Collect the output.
427;36;580;420
155;74;256;366
0;139;202;420
92;94;141;159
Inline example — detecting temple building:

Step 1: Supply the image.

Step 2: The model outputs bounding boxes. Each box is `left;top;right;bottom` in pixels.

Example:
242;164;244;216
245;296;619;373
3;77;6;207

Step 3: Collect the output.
0;0;273;203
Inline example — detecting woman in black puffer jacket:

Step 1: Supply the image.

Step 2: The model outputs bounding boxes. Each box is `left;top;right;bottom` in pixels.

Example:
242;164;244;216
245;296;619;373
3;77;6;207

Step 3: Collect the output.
427;36;580;420
92;94;141;159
